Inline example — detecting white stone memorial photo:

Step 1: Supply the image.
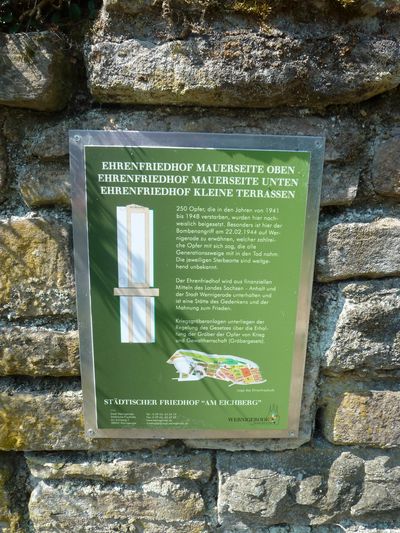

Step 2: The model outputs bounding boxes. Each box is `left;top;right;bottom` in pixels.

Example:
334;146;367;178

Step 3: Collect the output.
114;204;159;343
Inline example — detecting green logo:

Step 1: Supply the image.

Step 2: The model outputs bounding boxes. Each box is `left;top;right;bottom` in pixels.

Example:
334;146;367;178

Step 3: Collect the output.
266;404;280;424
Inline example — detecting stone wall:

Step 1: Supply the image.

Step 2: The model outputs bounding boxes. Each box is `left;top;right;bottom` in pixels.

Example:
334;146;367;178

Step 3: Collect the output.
0;0;400;531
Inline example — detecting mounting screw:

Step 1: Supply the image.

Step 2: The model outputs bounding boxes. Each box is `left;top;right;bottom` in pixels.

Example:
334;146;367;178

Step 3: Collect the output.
289;432;296;437
315;140;323;148
87;429;95;438
74;135;81;143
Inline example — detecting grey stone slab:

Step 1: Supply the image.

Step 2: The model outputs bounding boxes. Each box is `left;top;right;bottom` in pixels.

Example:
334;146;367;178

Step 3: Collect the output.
18;162;70;207
85;22;400;108
0;32;73;111
217;444;400;529
29;479;206;532
316;216;400;282
319;279;400;376
26;449;212;483
320;164;359;207
372;136;400;198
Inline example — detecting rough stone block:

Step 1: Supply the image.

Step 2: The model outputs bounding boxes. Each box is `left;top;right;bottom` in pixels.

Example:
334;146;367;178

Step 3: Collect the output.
0;382;166;452
372;137;400;198
29;478;206;533
0;384;84;451
0;217;75;317
26;449;211;531
26;449;212;483
351;455;400;517
0;327;80;377
317;216;400;281
217;444;400;529
0;135;7;204
18;162;70;207
86;22;400;108
0;32;73;111
321;164;359;206
319;279;400;376
320;390;400;447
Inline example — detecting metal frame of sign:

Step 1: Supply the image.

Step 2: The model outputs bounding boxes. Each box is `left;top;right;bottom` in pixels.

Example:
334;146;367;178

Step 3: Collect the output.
70;130;324;439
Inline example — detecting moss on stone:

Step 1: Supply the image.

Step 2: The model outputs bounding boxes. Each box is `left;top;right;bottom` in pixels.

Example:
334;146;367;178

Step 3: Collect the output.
230;0;272;20
0;218;75;317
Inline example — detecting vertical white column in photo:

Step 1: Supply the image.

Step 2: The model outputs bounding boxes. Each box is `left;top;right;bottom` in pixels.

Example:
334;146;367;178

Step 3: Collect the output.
114;205;159;343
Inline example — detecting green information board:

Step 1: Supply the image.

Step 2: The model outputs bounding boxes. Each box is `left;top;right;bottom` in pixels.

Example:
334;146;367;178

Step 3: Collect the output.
70;131;324;439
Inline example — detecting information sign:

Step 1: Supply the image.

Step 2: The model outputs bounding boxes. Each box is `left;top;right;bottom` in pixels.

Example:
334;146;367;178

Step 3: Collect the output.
70;131;324;438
